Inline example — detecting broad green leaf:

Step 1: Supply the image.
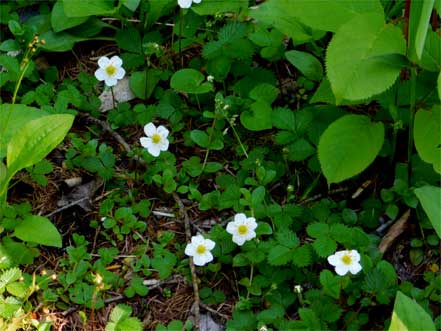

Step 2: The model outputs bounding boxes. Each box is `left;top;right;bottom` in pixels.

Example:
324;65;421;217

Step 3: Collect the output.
170;69;213;94
190;130;209;148
40;31;85;52
191;0;248;16
120;0;141;12
51;1;88;32
14;215;62;247
326;13;406;103
388;291;436;331
129;70;162;99
318;115;384;184
7;114;74;176
249;83;279;104
116;27;142;54
414;0;435;60
285;50;323;81
240;101;272;131
415;186;441;239
284;0;383;32
414;106;441;173
419;30;441;72
63;0;115;17
249;0;318;45
438;72;441;100
0;104;48;159
0;268;21;292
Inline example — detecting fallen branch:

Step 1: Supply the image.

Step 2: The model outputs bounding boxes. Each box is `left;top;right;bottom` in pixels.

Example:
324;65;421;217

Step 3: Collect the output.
173;193;200;331
378;209;411;254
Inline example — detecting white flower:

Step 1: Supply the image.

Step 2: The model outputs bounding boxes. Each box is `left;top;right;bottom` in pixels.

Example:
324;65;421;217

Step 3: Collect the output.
327;250;362;276
294;285;302;293
94;55;125;87
184;234;215;266
207;75;214;82
139;122;170;157
178;0;201;9
226;213;257;246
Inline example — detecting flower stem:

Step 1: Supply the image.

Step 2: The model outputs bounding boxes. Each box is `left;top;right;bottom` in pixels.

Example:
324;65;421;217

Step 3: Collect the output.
110;86;116;109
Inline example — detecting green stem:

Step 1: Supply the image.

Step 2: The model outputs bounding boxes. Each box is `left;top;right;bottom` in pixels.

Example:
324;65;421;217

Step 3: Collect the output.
201;119;216;173
179;10;184;68
407;66;417;180
110;87;116;109
227;119;248;158
246;264;254;299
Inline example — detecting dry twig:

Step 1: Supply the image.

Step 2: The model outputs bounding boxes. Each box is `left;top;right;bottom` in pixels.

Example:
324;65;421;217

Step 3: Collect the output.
172;193;201;331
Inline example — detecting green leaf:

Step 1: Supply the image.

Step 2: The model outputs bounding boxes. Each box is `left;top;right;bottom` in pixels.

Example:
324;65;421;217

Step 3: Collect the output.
299;308;322;331
116;27;142;54
129;70;162;99
51;1;88;32
14;215;62;247
285;50;323;81
63;0;115;17
414;0;435;60
191;0;248;16
414;106;441;174
240;101;273;131
0;268;21;292
170;69;213;94
0;104;48;159
415;186;441;239
388;291;436;331
268;245;292;266
318;115;384;184
249;83;279;104
292;245;312;267
40;31;85;52
7;114;74;177
306;222;329;238
190;130;209;148
312;237;337;258
438;72;441;101
320;270;341;299
419;30;441;72
6;282;28;298
286;138;316;161
326;13;406;102
120;0;141;12
285;0;384;32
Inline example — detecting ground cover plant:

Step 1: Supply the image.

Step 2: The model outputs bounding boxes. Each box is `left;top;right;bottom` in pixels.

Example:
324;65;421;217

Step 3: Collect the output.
0;0;440;330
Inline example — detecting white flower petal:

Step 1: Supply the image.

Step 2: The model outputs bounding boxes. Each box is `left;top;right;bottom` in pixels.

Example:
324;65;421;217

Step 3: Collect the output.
144;123;157;137
157;125;169;137
327;254;340;266
114;67;125;80
205;239;215;250
193;254;207;266
185;244;196;256
178;0;192;8
226;222;237;235
246;218;257;230
349;262;362;275
191;234;205;245
244;230;256;241
234;213;247;223
104;77;118;87
335;265;349;276
350;250;361;262
193;0;201;3
94;68;108;81
232;235;246;246
202;251;213;263
148;145;161;157
110;55;123;67
98;56;110;68
139;137;150;148
160;139;169;151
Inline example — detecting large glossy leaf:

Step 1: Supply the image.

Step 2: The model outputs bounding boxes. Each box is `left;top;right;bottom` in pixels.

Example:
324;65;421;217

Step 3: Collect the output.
326;13;406;103
7;114;74;176
388;291;436;331
318;115;384;184
14;215;62;247
285;50;323;81
284;0;383;32
63;0;115;17
415;186;441;239
414;106;441;174
51;1;88;32
0;104;48;159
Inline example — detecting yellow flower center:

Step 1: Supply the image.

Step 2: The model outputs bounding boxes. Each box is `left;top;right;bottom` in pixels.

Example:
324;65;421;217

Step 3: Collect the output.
238;224;248;235
196;245;206;254
105;65;116;76
152;133;161;144
341;254;352;265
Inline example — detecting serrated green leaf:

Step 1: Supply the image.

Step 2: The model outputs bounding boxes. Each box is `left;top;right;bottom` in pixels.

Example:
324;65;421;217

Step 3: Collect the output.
275;230;299;249
286;138;316;161
326;13;406;102
312;237;337;257
14;215;62;247
267;245;292;266
249;83;279;104
389;291;436;331
6;282;28;298
320;270;341;299
415;186;441;239
285;0;383;32
0;268;21;292
285;50;323;81
299;308;322;331
414;106;441;174
306;222;329;238
292;245;312;267
318;115;384;184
